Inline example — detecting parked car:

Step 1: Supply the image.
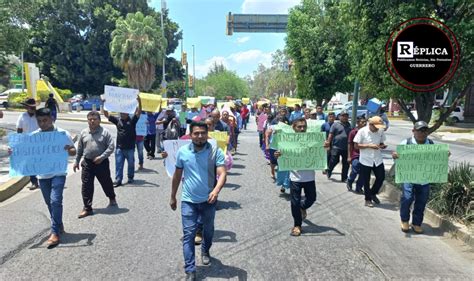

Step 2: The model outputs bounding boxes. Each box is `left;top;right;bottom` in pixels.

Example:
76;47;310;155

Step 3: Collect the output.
411;106;464;123
71;98;101;111
0;89;24;108
67;94;85;103
334;105;368;119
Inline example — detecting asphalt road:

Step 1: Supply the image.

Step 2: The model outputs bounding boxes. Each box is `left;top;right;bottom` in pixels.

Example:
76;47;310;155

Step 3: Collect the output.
0;113;472;280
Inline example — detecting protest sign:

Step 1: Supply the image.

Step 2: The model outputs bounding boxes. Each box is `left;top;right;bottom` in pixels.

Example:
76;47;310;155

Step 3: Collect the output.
209;131;229;154
242;98;250;105
307;119;325;132
275;131;327;171
395;144;449;184
9;131;70;177
163;139;217;177
286;98;303;108
278;97;287;106
161;98;168;108
104;85;138;114
187;98;201;109
136;113;147;136
139;92;161;112
179;111;187;125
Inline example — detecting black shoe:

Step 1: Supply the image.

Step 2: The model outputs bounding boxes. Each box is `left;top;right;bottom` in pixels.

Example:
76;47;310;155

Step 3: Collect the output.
113;181;122;188
354;188;363;194
127;179;134;184
201;252;211;266
341;178;347;183
185;272;196;281
372;195;380;204
346;181;353;191
327;170;332;179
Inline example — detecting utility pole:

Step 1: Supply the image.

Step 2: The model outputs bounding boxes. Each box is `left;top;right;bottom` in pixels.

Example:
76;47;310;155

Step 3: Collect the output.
160;0;167;97
351;80;359;128
21;52;24;93
192;44;195;92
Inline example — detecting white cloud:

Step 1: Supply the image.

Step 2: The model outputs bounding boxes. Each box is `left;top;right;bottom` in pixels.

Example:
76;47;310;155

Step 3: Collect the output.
194;49;273;78
241;0;300;14
236;36;250;44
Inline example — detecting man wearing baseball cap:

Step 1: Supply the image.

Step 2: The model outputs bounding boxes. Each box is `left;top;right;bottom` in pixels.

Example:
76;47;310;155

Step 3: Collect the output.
16;98;41;190
353;116;387;207
391;121;438;234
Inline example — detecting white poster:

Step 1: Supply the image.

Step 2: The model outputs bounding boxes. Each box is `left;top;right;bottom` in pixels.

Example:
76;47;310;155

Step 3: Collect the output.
136;113;147;136
104;85;139;114
163;139;217;178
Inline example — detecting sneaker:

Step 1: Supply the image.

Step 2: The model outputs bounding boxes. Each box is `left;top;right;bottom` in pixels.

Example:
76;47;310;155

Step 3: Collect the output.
301;208;307;220
108;198;118;207
280;188;285;193
185;272;196;281
127;179;134;184
346;181;353;191
29;184;39;191
372;195;380;205
290;226;302;236
201;252;211;266
401;221;409;232
412;225;424;234
113;181;122;188
194;231;203;245
365;200;374;208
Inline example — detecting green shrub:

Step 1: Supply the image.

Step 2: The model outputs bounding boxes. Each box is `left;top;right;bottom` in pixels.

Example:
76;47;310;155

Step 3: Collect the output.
7;91;28;108
429;162;473;225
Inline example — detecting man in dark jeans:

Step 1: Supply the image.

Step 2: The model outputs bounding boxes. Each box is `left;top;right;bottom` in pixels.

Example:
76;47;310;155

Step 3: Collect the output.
321;112;335;175
347;116;367;193
103;96;142;187
145;112;159;159
354;116;387;208
74;111;116;218
325;111;352;182
274;118;317;237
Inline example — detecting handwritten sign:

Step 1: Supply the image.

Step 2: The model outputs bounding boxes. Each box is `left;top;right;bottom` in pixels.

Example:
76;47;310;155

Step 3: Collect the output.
163;139;217;177
242;98;250;105
286;98;303;108
187;98;201;109
9;131;70;177
279;97;287;106
209;131;229;154
104;85;138;114
307;119;325;132
179;111;187;125
136;114;147;136
139;92;161;112
275;131;327;171
395;144;449;184
161;98;168;108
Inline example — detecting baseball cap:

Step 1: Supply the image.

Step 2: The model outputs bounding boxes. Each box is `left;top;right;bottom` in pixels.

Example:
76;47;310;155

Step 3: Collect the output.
414;121;428;130
166;105;175;111
340;110;349;116
368;116;386;129
310;108;317;115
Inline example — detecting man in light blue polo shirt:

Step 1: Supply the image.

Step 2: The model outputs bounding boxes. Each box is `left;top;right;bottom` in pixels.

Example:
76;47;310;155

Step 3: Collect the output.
170;121;226;281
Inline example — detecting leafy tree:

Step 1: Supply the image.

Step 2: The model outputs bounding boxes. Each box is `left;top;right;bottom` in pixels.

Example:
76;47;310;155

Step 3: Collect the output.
195;64;249;100
286;0;352;105
110;11;167;91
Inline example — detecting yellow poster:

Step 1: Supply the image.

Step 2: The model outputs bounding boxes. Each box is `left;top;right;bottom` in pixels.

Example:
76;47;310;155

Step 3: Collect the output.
286;98;302;108
161;98;168;109
187;98;201;109
209;131;229;154
139;93;162;112
242;98;250;105
278;97;287;106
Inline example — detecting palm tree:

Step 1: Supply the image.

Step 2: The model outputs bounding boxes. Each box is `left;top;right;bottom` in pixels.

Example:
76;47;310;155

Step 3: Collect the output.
110;11;167;91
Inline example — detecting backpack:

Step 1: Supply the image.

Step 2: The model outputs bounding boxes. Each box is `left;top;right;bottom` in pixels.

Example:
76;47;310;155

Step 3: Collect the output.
164;121;179;140
406;137;433;145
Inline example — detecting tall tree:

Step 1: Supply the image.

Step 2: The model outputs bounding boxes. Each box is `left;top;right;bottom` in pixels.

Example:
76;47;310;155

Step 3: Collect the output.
195;64;249;100
110;11;167;91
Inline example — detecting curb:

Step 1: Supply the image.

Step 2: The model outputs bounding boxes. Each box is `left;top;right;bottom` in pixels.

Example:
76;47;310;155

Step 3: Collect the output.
59;117;112;124
431;132;474;145
0;177;30;202
380;181;473;247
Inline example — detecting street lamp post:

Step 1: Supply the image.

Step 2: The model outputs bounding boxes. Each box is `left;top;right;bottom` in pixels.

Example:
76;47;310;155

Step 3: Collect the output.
192;44;195;92
161;0;167;97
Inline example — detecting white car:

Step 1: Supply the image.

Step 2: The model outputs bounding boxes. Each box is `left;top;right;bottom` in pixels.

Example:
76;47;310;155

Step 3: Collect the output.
410;106;464;123
0;89;25;108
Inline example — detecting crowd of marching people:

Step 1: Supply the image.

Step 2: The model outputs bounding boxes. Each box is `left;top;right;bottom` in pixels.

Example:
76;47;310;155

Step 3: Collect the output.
8;95;444;280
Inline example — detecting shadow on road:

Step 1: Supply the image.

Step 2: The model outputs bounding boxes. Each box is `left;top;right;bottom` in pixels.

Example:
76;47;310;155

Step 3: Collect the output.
30;232;96;249
227;172;242;176
93;207;130;216
127;179;160;187
374;202;399;212
135;167;159;174
214;229;237;243
224;183;241;190
198;257;247;280
232;164;245;169
302;220;345;236
216;200;242;210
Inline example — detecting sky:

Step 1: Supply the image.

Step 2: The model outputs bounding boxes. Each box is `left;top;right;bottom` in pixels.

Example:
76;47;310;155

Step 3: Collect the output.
150;0;300;79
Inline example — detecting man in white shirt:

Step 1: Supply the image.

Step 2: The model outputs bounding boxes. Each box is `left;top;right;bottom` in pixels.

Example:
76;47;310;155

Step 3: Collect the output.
16;98;40;190
274;118;317;236
354;116;387;207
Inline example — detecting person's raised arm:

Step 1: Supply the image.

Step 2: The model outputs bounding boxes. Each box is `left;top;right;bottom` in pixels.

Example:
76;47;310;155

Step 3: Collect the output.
135;96;142;117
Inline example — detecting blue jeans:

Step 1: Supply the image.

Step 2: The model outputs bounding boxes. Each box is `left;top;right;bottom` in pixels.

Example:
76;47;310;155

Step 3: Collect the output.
400;183;430;226
181;201;216;273
348;158;364;191
135;140;144;165
115;147;135;183
290;181;317;227
39;176;66;235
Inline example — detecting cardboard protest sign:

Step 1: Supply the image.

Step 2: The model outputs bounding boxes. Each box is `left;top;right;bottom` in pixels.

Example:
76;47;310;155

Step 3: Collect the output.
278;97;287;106
274;131;327;171
139;92;161;112
163;139;217;177
395;144;449;184
306;119;325;132
209;131;229;154
9;131;70;177
269;122;293;149
242;98;250;105
286;98;303;108
187;98;201;109
136;113;147;136
104;85;138;114
179;111;187;125
161;98;168;108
